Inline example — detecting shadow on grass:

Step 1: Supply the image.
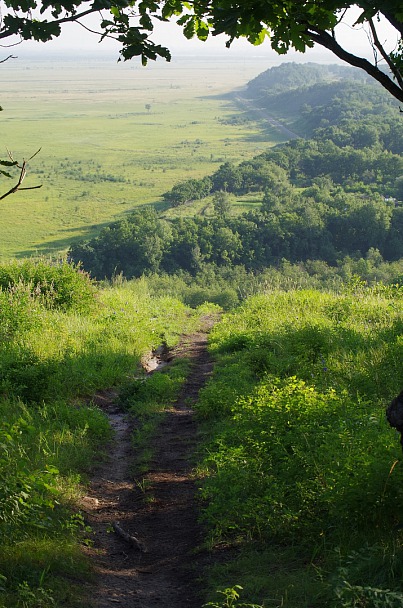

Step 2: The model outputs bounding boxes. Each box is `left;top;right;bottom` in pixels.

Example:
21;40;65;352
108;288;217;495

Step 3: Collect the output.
15;199;164;258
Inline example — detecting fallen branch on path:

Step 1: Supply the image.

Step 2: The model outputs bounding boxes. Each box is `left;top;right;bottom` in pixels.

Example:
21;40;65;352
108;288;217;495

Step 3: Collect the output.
112;521;147;553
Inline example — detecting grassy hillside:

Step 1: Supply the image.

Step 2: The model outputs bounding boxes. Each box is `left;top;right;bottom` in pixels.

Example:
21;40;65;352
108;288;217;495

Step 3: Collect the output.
197;287;403;607
0;259;210;607
1;260;403;607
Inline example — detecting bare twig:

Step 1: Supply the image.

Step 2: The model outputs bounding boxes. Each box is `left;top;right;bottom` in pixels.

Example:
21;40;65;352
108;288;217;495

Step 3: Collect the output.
112;521;147;552
0;39;23;48
0;54;17;63
368;18;403;90
0;148;42;201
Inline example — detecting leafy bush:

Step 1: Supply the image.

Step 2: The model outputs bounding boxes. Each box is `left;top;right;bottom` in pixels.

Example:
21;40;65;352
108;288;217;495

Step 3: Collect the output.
200;377;402;540
196;288;403;606
0;259;96;312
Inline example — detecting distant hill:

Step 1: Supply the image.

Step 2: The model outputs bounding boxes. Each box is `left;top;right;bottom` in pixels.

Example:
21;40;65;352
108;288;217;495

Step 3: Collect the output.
244;62;401;142
246;62;370;96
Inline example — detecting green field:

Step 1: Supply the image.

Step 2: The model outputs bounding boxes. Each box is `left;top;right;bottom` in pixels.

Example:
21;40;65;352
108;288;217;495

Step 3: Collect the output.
0;54;284;259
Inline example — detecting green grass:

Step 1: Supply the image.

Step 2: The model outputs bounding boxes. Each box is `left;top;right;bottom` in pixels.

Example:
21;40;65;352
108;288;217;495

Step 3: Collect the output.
0;261;214;606
120;357;192;473
0;56;282;259
161;191;264;219
3;261;403;606
195;287;403;607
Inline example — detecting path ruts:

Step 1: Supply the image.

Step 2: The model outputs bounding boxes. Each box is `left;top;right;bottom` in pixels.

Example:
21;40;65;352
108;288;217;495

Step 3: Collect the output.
81;317;215;608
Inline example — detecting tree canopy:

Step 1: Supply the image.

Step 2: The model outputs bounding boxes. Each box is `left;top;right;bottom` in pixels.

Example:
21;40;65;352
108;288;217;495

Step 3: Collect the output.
0;1;403;102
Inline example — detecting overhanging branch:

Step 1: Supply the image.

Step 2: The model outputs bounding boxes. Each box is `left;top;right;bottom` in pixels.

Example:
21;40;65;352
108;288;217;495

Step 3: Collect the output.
368;18;403;91
0;7;99;40
306;27;403;104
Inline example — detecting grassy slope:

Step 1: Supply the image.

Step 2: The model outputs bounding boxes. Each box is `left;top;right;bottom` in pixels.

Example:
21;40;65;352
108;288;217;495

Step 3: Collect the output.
0;269;212;607
197;288;403;607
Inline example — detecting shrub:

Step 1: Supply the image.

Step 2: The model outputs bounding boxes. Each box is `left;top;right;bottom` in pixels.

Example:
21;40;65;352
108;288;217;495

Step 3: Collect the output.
0;259;96;313
0;283;44;343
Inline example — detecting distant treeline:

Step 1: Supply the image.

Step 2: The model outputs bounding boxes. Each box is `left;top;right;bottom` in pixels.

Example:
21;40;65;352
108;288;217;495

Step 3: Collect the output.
69;195;403;280
69;63;403;281
162;138;402;205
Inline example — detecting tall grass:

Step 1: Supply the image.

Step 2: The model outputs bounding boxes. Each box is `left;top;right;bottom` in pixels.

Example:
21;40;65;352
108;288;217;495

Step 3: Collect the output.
0;260;203;607
196;287;403;607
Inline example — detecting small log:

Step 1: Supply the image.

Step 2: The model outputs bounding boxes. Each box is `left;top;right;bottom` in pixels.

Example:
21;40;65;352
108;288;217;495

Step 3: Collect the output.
112;521;147;552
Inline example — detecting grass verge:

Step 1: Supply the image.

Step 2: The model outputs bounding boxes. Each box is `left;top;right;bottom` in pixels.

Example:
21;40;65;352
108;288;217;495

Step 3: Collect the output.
119;358;192;474
195;287;403;608
0;260;209;606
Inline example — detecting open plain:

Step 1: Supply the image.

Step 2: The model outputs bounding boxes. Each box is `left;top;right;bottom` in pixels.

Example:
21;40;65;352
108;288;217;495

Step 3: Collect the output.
0;53;283;259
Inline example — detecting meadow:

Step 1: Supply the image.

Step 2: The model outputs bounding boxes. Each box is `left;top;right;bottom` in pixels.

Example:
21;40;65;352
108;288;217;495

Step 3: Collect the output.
0;53;282;259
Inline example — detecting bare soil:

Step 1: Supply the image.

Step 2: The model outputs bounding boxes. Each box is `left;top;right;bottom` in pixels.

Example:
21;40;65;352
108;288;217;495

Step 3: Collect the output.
81;317;216;608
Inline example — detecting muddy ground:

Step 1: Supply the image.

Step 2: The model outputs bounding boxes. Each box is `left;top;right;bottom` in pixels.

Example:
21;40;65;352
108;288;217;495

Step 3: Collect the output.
81;318;216;608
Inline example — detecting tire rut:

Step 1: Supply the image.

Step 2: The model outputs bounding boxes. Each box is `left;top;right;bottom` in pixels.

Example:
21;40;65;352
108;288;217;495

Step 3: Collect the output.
81;318;216;608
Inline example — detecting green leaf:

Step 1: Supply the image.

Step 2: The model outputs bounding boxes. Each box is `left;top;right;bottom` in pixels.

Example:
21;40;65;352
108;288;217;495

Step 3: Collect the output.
249;28;267;46
45;465;59;475
183;16;195;39
195;18;209;41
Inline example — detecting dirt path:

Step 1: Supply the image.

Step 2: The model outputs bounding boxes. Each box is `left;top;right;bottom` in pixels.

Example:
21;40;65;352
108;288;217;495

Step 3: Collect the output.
81;317;215;608
232;93;301;140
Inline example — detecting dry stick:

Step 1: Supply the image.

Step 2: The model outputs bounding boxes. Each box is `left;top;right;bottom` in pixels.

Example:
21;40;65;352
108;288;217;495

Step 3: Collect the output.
112;521;147;553
368;18;403;91
0;54;17;64
0;183;42;201
0;148;42;201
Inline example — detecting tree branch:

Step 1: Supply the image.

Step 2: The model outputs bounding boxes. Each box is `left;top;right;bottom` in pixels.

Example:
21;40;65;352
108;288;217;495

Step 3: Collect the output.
0;54;17;63
368;17;403;91
0;183;42;201
380;10;403;37
306;27;403;103
0;148;42;201
0;7;99;40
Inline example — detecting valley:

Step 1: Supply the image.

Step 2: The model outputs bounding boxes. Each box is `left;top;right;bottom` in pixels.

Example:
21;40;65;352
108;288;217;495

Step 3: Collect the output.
0;53;279;258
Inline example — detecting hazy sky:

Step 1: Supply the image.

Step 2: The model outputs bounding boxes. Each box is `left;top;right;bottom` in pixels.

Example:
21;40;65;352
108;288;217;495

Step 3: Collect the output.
2;4;399;65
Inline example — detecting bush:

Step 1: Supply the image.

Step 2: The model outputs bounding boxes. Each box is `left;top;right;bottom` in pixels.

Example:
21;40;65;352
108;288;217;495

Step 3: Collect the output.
0;283;44;343
0;259;96;313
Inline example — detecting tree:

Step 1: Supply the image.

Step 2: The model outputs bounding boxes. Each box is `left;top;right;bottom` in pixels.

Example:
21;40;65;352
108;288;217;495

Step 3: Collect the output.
69;207;171;278
163;176;212;206
0;2;402;102
213;190;233;218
